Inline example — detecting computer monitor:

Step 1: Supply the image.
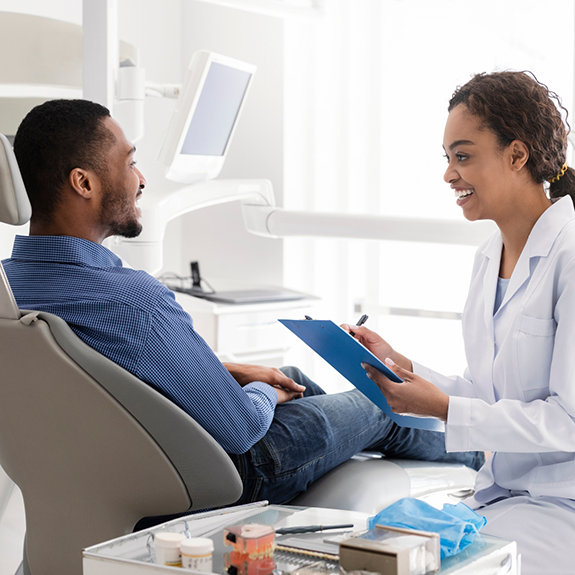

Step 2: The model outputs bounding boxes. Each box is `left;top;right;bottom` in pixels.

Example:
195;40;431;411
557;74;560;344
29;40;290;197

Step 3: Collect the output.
158;50;256;184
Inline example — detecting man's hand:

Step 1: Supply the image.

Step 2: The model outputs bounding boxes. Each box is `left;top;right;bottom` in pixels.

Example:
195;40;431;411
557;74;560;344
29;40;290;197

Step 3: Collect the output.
340;324;413;371
223;363;305;404
363;359;449;421
274;386;304;404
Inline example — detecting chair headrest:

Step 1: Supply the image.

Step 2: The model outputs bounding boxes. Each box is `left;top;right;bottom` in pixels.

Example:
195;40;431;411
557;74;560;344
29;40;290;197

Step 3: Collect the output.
0;134;31;226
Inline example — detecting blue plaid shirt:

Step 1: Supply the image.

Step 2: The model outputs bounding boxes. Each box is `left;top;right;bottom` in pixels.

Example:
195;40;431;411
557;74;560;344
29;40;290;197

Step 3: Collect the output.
3;235;277;454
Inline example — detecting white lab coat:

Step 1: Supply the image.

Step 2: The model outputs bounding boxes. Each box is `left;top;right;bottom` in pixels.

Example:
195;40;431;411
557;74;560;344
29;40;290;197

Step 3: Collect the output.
414;196;575;573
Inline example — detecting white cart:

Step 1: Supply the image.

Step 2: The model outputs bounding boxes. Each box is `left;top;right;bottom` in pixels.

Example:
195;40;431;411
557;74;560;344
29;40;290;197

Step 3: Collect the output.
83;502;518;575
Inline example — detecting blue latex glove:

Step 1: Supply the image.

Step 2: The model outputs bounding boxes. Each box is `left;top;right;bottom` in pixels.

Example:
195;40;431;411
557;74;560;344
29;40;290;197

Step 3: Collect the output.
368;498;487;559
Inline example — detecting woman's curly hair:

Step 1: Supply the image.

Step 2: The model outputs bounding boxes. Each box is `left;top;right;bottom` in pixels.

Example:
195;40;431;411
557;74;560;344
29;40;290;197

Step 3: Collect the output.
448;71;575;202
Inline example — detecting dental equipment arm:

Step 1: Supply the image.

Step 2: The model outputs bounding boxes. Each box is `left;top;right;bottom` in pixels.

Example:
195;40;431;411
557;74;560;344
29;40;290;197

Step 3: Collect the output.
241;197;496;245
111;179;495;276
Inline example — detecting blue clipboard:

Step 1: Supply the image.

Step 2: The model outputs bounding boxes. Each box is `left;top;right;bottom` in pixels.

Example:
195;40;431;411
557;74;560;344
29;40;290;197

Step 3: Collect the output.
279;319;445;432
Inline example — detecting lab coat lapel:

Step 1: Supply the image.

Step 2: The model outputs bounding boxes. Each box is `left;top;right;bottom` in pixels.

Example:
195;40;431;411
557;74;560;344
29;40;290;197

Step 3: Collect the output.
496;197;575;315
474;235;501;404
482;234;502;342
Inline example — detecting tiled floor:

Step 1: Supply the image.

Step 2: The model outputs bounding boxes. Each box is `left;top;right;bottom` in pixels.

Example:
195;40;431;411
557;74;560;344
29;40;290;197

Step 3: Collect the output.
0;486;25;575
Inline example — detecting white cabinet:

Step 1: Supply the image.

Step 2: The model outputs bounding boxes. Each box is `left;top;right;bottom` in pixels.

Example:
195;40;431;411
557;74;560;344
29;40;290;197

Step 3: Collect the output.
174;292;318;367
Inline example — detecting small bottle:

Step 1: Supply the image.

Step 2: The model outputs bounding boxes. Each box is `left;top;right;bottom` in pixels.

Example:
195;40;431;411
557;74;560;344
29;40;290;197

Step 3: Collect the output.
181;537;214;572
155;532;186;567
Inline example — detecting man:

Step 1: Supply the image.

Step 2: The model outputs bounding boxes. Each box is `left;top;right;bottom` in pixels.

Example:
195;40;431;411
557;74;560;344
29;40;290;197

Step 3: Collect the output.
3;99;482;505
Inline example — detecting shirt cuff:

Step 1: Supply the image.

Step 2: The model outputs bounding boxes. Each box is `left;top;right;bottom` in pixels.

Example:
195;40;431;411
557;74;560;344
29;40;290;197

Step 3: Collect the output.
243;380;278;405
445;395;472;452
412;360;434;381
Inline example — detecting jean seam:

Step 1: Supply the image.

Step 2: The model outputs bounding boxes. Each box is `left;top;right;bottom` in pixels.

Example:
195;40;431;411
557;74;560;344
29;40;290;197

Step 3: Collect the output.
249;476;263;502
262;437;281;472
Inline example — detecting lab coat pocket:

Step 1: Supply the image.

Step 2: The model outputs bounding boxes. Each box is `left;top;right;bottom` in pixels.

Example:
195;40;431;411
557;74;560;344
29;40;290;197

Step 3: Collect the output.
516;315;556;399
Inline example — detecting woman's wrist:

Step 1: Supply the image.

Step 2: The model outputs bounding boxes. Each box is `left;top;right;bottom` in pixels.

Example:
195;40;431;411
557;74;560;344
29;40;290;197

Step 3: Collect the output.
392;352;413;372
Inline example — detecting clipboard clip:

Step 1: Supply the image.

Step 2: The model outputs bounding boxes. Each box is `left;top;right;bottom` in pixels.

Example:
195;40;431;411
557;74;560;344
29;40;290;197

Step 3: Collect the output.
304;315;313;320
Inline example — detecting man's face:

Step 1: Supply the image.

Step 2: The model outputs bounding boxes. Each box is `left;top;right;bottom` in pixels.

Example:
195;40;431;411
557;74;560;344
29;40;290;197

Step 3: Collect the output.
98;117;146;239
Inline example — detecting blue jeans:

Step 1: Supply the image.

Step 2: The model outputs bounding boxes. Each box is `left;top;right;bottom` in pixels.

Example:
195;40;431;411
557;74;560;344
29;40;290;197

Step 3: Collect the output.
229;366;484;505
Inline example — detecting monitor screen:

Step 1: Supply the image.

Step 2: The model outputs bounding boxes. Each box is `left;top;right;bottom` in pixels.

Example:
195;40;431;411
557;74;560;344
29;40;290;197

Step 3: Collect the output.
181;62;252;157
158;51;256;184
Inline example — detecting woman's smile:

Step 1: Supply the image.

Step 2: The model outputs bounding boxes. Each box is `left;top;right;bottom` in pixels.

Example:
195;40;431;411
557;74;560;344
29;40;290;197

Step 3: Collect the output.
453;187;475;206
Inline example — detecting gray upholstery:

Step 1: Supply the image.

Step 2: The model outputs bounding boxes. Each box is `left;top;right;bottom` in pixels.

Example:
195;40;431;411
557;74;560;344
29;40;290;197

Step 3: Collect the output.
0;133;28;321
0;311;242;575
0;461;14;524
36;309;242;512
0;135;243;575
0;134;30;226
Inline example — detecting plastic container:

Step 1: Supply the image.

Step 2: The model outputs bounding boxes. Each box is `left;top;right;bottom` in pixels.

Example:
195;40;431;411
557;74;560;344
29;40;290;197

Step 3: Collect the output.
181;537;214;572
154;532;186;567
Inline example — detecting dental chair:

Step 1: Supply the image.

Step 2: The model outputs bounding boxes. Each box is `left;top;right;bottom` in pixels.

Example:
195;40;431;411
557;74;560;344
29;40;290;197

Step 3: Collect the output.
0;133;243;575
0;133;477;575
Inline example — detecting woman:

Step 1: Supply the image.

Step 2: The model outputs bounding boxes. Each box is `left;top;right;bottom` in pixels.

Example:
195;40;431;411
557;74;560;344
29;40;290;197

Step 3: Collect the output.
347;71;575;574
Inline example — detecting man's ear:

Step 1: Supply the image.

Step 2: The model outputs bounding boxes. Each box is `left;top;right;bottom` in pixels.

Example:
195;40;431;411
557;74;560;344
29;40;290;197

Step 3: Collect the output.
69;168;98;199
509;140;530;172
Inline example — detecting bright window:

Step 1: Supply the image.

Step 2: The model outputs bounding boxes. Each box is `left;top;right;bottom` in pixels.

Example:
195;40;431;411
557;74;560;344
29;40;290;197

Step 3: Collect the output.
283;0;574;391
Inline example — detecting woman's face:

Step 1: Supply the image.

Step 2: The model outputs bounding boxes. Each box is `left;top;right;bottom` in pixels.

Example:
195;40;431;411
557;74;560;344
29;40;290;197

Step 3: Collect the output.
443;104;516;223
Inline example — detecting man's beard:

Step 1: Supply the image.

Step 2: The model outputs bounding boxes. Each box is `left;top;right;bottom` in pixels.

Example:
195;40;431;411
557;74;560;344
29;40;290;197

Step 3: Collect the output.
99;179;143;239
109;214;143;239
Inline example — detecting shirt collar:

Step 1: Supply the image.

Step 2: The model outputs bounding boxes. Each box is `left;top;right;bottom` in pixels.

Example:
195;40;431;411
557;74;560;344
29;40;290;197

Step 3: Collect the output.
481;195;575;261
10;235;124;269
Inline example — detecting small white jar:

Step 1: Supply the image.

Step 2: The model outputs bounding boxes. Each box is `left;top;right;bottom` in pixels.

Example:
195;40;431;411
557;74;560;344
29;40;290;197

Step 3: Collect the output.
181;537;214;572
155;532;186;567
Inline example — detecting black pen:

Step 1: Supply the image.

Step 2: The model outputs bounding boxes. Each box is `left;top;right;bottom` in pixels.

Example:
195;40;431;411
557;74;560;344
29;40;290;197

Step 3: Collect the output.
349;314;368;336
275;523;354;535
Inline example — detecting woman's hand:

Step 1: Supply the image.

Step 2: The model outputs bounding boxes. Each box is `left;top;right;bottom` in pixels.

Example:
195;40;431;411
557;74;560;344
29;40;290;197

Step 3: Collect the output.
340;324;413;371
363;358;449;421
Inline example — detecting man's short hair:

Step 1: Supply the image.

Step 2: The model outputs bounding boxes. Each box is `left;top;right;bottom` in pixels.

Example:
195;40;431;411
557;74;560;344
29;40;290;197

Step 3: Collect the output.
13;99;114;220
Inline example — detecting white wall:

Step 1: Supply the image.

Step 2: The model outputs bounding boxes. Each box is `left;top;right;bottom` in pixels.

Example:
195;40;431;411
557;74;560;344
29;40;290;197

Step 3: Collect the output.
0;0;80;23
